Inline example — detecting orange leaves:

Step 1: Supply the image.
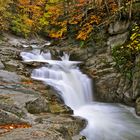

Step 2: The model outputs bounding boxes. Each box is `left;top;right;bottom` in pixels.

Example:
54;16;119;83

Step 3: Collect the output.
11;0;47;36
18;0;45;6
21;80;33;85
2;0;128;41
77;24;93;40
49;26;67;38
108;0;118;13
49;30;63;38
0;124;31;130
68;13;83;25
90;15;101;24
18;0;45;18
45;0;67;38
0;123;31;135
47;0;102;40
18;0;30;5
24;18;33;26
77;15;101;40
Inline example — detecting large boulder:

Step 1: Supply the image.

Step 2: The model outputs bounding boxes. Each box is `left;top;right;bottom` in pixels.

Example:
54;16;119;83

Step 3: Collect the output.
25;97;49;114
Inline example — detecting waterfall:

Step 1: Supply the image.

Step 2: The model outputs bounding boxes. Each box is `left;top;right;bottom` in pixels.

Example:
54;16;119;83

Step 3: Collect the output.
21;50;140;140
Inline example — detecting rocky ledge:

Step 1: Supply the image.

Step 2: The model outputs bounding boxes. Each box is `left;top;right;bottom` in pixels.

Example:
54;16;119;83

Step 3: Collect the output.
0;34;86;140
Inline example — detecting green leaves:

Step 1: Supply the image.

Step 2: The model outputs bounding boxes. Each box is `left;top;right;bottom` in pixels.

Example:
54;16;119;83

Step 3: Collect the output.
112;24;140;80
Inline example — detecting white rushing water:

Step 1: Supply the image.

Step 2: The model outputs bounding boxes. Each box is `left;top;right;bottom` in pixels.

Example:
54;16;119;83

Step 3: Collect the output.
21;50;140;140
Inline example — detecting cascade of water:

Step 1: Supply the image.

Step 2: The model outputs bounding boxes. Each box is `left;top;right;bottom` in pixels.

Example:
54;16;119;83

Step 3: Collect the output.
21;50;140;140
20;49;52;61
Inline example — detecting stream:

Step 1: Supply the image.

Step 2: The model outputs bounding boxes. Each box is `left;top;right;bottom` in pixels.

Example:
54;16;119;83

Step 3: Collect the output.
21;49;140;140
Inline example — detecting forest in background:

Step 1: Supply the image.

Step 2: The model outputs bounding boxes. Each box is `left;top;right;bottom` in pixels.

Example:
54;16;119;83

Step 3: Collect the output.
0;0;136;40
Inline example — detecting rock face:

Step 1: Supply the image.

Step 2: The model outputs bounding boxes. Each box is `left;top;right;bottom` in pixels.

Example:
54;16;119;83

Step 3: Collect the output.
0;38;85;139
25;97;49;114
0;70;21;83
0;61;4;69
44;16;140;116
108;21;130;35
65;18;140;115
0;79;85;139
134;55;140;115
107;32;129;48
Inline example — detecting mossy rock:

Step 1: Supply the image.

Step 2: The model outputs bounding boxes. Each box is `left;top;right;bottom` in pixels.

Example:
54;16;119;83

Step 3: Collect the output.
49;102;73;114
25;97;49;114
136;97;140;116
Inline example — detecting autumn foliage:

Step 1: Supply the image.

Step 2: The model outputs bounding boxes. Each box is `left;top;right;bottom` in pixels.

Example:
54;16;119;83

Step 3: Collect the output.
0;0;134;39
0;123;31;135
0;0;12;31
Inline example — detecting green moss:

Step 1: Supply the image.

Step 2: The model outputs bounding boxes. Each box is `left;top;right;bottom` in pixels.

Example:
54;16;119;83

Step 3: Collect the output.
112;23;140;80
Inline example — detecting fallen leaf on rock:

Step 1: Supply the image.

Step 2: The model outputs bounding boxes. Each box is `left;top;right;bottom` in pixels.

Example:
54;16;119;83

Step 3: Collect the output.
0;123;31;135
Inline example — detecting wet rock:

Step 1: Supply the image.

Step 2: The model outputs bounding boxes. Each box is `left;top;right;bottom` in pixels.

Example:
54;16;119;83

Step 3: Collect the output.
0;70;21;83
25;97;49;114
43;41;51;47
22;44;30;48
22;61;44;67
